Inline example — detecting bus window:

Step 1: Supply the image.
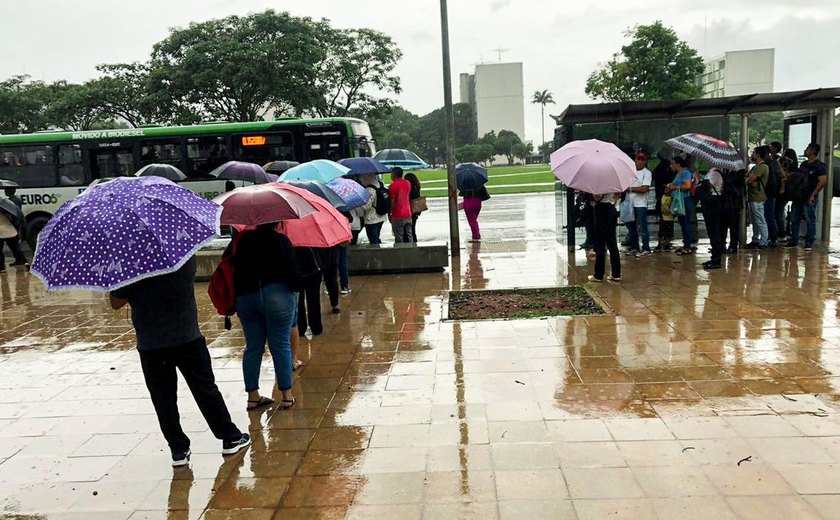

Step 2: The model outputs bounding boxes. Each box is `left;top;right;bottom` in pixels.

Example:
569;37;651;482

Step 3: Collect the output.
186;136;228;178
58;144;85;186
304;125;347;161
140;139;184;168
93;149;135;178
0;145;56;187
233;132;294;165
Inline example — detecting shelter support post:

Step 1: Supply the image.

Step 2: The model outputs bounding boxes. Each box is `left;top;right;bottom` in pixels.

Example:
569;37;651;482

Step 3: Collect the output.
739;114;750;247
439;0;460;259
819;108;835;244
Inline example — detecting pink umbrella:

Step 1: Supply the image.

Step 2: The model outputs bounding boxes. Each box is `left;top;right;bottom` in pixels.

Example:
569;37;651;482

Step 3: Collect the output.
550;139;636;194
212;184;318;226
234;184;351;248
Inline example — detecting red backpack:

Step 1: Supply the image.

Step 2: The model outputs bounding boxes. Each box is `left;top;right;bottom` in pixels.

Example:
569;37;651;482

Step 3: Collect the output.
208;233;242;330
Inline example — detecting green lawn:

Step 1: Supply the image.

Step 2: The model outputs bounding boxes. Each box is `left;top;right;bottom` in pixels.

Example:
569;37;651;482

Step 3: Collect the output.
415;164;555;197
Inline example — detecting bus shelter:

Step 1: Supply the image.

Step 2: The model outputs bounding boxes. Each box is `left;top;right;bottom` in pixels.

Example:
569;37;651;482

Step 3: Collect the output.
551;88;840;249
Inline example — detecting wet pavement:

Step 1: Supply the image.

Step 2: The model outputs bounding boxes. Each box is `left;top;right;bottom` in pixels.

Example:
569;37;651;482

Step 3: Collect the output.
2;193;840;519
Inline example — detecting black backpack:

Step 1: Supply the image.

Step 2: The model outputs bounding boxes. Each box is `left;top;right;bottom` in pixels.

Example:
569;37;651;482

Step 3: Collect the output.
695;178;719;202
374;182;392;215
765;159;780;197
784;169;809;201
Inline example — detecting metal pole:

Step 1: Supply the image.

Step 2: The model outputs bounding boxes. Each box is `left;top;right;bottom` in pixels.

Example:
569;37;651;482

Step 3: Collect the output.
820;108;835;244
739;114;750;248
439;0;461;259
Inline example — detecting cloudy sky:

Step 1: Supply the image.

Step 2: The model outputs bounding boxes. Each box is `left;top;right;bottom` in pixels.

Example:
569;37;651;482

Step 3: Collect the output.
2;0;838;143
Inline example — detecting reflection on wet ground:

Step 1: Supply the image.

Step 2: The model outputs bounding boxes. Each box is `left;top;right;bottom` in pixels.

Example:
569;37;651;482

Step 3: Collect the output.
3;193;840;518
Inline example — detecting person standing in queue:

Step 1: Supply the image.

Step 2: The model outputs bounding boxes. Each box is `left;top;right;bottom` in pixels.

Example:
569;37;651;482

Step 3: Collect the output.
109;257;251;467
358;173;388;244
388;167;413;243
667;156;696;256
702;167;725;269
225;223;302;412
588;192;621;283
405;172;423;243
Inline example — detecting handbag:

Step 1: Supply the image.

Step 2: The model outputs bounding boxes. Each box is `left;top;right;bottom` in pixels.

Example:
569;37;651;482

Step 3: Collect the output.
619;198;635;223
479;186;490;201
410;196;428;214
670;190;686;217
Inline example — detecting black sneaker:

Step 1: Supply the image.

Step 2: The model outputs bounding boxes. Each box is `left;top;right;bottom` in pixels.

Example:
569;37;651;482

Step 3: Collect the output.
222;433;251;455
702;261;722;270
784;242;800;249
9;261;27;267
171;449;191;467
331;306;341;314
723;247;737;255
743;243;760;249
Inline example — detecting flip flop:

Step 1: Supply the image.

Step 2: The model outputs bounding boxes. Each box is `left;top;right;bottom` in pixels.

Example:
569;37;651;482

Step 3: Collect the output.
279;398;296;410
246;396;274;411
292;360;304;371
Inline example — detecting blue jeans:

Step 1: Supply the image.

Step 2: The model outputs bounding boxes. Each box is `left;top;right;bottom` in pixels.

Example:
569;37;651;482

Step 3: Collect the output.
790;197;818;246
338;245;349;290
763;197;777;242
364;222;384;244
749;201;768;246
677;196;696;249
236;282;296;392
627;207;650;252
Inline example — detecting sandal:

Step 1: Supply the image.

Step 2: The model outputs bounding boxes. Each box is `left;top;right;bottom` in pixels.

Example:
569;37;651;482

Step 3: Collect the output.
292;359;304;371
279;398;296;410
246;396;274;411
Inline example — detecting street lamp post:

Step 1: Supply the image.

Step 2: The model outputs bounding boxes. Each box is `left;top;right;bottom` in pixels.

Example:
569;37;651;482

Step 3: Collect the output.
439;0;461;258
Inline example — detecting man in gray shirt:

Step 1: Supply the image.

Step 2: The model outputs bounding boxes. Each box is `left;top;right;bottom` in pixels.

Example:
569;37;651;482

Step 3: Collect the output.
110;257;250;466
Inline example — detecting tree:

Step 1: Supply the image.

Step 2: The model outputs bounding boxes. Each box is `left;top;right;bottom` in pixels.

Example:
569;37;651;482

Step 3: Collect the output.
538;141;555;158
43;81;109;131
93;63;176;127
147;10;329;122
364;104;419;150
512;142;534;164
312;28;402;117
495;129;523;165
747;112;784;147
585;21;704;102
413;103;476;166
531;89;555;148
456;143;495;165
0;75;52;133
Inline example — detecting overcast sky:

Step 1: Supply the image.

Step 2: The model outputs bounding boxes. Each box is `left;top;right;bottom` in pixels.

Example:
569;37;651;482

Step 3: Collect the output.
2;0;838;143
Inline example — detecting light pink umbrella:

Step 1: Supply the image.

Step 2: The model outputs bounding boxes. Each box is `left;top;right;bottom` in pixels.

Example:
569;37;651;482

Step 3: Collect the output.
212;184;318;226
550;139;636;194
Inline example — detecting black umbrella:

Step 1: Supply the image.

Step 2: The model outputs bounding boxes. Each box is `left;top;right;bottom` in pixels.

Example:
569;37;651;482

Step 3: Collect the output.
279;179;348;211
263;160;301;173
211;161;273;184
0;197;24;222
456;162;489;191
135;163;187;181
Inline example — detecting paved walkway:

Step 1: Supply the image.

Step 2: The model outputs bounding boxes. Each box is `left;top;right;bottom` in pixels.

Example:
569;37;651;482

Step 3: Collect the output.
2;193;840;519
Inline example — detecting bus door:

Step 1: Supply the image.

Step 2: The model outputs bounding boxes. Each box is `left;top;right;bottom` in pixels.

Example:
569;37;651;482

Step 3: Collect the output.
303;123;347;161
89;145;136;179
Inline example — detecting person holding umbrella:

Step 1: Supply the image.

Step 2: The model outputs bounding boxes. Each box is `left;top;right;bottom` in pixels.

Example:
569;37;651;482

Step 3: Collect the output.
456;163;490;241
0;195;27;271
588;192;622;282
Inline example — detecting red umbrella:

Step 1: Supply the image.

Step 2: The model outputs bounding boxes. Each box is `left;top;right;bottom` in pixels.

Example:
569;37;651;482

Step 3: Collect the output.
212;184;318;226
233;184;351;248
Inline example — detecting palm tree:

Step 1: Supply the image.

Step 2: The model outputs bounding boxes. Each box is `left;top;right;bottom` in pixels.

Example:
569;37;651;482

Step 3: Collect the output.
531;89;555;154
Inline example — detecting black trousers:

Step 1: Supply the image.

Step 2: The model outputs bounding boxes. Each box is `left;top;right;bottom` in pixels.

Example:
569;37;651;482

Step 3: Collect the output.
703;197;724;263
138;337;241;455
775;197;788;238
721;206;741;249
411;214;419;243
0;236;27;269
593;203;620;280
298;274;324;335
322;261;339;308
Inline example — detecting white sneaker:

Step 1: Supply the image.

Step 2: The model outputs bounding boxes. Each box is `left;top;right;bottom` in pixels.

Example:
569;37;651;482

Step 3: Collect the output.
340;288;351;295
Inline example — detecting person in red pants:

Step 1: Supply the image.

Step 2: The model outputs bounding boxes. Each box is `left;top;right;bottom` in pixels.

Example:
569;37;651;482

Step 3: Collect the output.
460;185;489;240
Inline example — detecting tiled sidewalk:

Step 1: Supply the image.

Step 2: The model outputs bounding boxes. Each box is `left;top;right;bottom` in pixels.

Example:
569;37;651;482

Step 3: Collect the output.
1;194;840;519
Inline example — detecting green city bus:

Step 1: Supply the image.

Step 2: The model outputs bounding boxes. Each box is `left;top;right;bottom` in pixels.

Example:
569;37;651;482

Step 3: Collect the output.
0;117;375;246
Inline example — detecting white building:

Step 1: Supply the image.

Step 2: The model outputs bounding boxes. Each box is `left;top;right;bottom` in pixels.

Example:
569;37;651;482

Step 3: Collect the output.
460;62;525;141
700;49;775;99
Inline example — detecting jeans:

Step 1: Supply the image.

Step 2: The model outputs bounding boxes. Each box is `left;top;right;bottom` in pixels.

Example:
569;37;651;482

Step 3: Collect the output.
391;218;413;243
463;198;482;239
338;245;349;290
748;201;769;246
627;207;650;252
789;197;818;245
236;282;296;392
138;337;241;455
594;203;620;280
364;222;384;244
0;236;27;269
764;197;777;242
677;195;696;249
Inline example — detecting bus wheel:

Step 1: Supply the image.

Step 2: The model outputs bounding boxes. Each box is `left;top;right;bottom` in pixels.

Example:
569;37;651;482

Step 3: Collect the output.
25;216;51;250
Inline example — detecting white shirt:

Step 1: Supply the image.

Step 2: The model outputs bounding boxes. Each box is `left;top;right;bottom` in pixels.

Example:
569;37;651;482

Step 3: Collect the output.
629;168;652;208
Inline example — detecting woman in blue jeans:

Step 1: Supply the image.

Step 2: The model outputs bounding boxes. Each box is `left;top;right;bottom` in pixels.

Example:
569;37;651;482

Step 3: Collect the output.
668;156;697;255
226;223;302;411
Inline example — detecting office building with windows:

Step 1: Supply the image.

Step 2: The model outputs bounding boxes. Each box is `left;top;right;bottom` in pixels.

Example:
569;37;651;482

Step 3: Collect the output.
700;49;775;98
459;62;525;141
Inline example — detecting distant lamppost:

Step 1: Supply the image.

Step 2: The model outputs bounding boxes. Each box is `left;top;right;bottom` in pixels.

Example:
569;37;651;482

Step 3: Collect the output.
439;0;460;258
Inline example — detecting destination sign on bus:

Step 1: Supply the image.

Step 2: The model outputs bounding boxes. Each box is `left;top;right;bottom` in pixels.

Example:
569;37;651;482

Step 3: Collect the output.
242;136;267;146
71;129;146;140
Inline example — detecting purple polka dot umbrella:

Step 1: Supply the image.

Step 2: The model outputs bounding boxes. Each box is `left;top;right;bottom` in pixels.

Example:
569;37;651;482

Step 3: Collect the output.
31;176;222;292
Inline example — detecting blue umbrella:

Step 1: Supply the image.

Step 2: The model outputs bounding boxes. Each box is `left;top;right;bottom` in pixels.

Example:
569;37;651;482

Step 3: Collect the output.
210;161;273;184
373;149;430;170
279;160;350;183
327;178;371;211
279;179;347;211
31;177;222;292
456;162;489;191
339;157;391;177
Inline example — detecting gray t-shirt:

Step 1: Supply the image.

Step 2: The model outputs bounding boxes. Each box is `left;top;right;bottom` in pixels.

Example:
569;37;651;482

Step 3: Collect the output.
111;257;201;351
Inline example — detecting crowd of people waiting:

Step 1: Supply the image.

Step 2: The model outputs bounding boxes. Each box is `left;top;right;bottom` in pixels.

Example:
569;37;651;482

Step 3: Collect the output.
582;142;829;281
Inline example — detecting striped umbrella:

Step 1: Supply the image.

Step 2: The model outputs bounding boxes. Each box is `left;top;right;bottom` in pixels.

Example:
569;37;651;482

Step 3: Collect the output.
665;133;745;171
